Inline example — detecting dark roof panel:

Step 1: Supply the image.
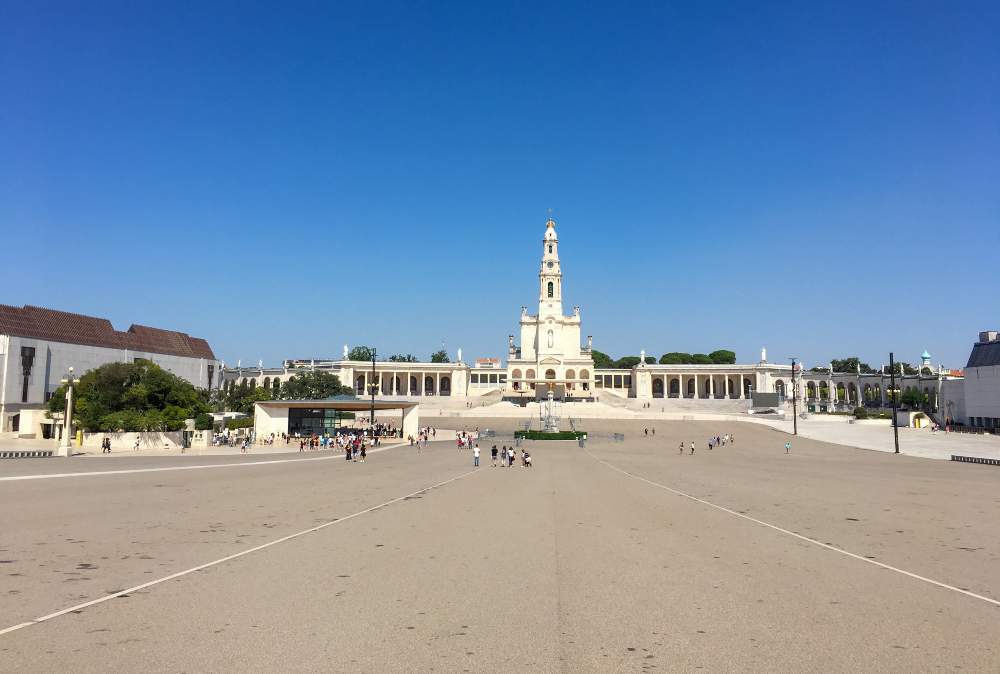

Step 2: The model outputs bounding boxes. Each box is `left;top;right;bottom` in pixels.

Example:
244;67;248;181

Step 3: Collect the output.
0;304;216;361
967;341;1000;368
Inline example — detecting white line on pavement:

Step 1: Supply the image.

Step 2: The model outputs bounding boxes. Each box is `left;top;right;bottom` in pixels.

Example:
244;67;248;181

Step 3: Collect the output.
586;450;1000;609
0;442;408;481
0;465;481;637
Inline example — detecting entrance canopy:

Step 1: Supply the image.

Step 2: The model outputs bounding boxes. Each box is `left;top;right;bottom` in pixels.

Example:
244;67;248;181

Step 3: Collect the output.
254;398;419;439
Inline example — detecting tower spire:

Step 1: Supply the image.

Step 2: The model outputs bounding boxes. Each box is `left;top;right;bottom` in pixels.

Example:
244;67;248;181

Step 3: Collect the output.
539;215;562;316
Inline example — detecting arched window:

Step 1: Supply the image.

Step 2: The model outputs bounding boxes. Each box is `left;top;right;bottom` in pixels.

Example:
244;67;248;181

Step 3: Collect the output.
263;377;270;390
547;282;553;298
356;376;365;394
424;376;435;395
547;330;554;348
440;377;450;395
272;378;281;395
409;376;418;394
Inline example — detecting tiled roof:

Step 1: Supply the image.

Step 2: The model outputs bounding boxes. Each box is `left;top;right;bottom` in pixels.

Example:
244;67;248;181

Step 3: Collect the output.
0;304;216;360
968;340;1000;368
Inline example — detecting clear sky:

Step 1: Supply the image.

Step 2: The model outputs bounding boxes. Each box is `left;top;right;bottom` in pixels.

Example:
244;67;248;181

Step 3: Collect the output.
3;1;998;370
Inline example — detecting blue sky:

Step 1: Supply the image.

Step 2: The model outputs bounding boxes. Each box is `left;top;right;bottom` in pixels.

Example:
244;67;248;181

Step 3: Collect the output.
3;1;997;369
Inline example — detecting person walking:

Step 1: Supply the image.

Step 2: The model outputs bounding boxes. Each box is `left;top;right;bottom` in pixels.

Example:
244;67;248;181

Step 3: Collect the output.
507;446;515;467
491;445;498;467
360;443;366;463
784;441;791;454
690;441;695;455
679;442;684;455
133;437;140;452
473;444;480;467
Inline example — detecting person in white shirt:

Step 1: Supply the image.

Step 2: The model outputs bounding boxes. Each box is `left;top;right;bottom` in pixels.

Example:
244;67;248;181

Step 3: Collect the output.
473;444;480;467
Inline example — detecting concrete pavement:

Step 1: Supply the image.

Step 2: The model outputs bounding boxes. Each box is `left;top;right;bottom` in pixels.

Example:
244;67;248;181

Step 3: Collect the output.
1;420;998;672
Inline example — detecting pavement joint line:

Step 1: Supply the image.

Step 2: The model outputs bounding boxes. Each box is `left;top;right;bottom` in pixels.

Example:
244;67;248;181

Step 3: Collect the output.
584;449;1000;610
0;463;482;638
0;442;409;482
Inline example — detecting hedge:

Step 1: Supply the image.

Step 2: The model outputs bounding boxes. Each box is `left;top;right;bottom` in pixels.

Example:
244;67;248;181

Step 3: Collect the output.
514;430;587;440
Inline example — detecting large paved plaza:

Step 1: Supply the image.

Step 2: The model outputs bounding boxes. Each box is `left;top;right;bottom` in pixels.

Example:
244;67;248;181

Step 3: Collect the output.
1;419;998;672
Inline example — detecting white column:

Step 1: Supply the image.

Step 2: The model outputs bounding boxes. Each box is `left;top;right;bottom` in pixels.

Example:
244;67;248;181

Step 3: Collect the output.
436;372;440;397
709;375;715;399
739;374;744;399
724;376;730;399
693;374;699;399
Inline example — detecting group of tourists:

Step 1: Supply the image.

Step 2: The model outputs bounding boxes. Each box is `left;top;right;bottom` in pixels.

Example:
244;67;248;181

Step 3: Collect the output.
407;426;436;449
455;430;477;449
678;432;736;454
485;444;531;468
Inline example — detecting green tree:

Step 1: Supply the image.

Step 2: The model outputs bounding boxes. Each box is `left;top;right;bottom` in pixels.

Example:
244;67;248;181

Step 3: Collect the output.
388;354;418;362
898;362;919;375
659;352;692;364
430;350;450;363
46;360;209;432
708;349;736;364
194;412;214;431
348;346;375;362
591;350;614;369
224;386;273;415
614;356;641;369
831;357;874;373
279;371;353;400
901;387;925;408
691;353;713;364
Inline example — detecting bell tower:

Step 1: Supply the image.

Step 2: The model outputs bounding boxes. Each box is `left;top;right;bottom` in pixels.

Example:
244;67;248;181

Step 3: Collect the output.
539;217;562;317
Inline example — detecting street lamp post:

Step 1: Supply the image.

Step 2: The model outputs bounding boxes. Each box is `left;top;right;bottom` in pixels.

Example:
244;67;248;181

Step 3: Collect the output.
369;348;377;437
58;367;78;457
889;351;900;454
789;358;798;436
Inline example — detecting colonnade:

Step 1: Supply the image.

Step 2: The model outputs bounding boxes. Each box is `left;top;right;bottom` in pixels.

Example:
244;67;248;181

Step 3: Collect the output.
650;373;752;399
354;370;453;397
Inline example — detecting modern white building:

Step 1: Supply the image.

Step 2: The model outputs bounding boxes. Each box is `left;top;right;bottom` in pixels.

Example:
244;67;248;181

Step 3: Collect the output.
0;304;219;438
953;330;1000;429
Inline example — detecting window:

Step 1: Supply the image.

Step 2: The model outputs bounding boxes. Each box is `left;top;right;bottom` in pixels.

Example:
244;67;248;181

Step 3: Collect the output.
471;374;479;384
489;374;498;383
20;346;35;403
547;282;553;298
548;245;552;253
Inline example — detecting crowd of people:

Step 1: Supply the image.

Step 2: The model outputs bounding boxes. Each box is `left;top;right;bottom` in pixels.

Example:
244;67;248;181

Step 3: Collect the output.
408;426;437;450
677;432;736;454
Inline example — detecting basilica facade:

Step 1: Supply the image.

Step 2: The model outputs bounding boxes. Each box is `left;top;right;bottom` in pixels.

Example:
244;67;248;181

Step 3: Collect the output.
505;218;594;399
223;217;959;414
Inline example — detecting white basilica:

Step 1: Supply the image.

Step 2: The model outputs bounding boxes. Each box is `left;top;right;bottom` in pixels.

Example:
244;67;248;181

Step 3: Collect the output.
506;217;594;399
224;217;961;414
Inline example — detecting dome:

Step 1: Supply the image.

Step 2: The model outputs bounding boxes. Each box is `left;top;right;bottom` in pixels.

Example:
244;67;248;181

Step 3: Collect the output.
921;350;931;359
